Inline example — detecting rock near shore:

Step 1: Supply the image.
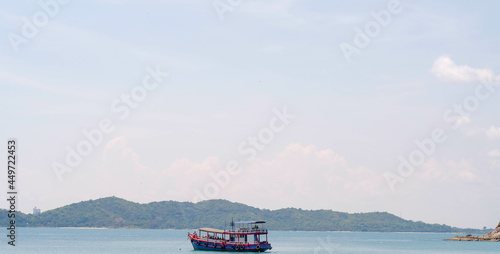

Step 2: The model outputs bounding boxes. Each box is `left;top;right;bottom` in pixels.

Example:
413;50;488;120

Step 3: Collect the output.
445;225;500;242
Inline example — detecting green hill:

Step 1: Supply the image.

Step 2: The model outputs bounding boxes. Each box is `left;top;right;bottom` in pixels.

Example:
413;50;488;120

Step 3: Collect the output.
0;197;487;233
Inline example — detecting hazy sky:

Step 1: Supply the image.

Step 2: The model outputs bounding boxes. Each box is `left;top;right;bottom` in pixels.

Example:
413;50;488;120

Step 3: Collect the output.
1;0;500;229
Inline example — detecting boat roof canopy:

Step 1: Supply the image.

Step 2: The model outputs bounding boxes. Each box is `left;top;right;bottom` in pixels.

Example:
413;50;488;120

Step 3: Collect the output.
198;227;225;234
235;221;265;224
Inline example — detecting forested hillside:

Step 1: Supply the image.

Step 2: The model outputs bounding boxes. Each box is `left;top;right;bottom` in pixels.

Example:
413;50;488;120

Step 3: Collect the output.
0;197;487;233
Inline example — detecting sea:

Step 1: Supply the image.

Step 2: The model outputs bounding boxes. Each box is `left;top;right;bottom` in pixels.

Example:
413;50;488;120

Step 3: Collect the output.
2;228;498;253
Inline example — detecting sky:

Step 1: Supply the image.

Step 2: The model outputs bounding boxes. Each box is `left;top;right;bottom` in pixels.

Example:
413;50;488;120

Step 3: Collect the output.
1;0;500;229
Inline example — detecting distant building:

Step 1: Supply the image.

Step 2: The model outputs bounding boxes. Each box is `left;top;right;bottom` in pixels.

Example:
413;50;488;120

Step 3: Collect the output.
33;206;41;215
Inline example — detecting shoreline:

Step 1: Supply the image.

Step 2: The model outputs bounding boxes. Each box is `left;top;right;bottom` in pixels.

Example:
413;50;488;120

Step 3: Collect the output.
444;236;500;242
444;226;500;242
56;227;109;229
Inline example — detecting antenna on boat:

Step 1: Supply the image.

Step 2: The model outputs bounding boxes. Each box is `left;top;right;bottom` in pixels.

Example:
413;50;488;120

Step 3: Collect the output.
231;217;234;231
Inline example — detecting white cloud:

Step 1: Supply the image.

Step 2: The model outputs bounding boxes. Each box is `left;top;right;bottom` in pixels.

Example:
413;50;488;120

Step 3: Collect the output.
488;150;500;158
456;116;471;127
80;142;387;211
103;136;146;174
211;143;386;210
417;158;478;183
30;141;485;214
486;126;500;139
430;56;497;83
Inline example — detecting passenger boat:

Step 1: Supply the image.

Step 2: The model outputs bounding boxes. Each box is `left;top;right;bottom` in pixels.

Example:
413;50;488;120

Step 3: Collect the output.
188;219;272;252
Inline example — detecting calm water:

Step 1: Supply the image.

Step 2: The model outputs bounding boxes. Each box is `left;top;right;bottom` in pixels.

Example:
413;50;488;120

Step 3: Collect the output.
1;228;499;253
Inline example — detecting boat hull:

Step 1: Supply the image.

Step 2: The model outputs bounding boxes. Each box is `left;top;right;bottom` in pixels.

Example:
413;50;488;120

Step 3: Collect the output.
190;239;272;252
